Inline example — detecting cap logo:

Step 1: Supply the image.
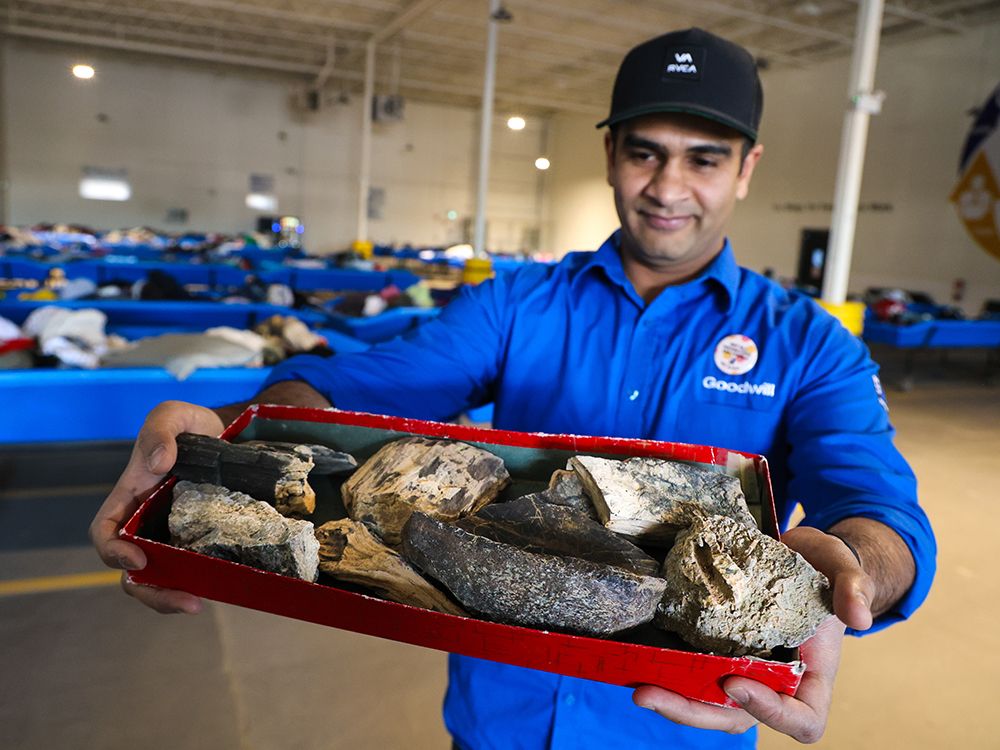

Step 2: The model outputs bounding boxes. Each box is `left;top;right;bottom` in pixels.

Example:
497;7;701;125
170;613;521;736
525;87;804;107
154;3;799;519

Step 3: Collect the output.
663;46;704;80
714;334;758;376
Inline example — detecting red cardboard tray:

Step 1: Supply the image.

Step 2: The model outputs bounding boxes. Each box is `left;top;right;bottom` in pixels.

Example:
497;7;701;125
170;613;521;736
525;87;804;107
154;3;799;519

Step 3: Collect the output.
122;404;804;707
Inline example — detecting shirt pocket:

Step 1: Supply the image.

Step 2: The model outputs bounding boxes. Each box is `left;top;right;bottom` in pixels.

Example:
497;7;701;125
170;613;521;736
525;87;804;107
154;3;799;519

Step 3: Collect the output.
693;372;783;413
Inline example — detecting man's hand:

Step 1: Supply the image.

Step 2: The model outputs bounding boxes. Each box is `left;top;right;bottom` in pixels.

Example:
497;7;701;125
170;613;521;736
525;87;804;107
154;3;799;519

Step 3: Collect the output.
633;526;875;743
88;400;225;615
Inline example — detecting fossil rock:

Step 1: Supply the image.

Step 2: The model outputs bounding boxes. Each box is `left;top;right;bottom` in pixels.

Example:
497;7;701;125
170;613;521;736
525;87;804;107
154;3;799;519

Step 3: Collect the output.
341;437;509;546
168;481;319;581
315;519;466;616
569;455;756;545
459;497;659;576
655;514;833;655
401;510;667;636
174;432;317;517
539;469;599;519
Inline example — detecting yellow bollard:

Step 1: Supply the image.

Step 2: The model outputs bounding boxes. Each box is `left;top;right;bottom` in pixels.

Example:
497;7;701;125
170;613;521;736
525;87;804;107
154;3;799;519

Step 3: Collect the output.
352;239;374;260
816;299;866;336
462;257;494;285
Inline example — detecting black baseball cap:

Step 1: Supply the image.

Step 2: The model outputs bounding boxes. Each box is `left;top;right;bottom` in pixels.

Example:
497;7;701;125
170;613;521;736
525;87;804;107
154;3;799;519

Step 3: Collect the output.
596;28;764;142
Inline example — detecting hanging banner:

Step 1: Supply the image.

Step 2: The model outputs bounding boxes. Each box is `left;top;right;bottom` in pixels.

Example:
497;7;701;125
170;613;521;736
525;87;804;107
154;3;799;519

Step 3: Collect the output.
950;83;1000;263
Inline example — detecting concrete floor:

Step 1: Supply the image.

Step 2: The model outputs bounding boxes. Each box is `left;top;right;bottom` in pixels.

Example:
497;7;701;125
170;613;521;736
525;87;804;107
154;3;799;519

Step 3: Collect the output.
1;348;997;749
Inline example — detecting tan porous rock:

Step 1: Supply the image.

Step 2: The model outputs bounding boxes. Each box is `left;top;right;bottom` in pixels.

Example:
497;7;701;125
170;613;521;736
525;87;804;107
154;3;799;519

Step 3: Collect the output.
655;514;833;655
569;455;756;546
341;437;509;545
168;481;319;581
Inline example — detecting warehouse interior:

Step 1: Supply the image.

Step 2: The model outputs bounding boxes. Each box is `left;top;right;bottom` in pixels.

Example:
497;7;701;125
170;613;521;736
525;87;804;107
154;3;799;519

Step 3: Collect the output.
2;1;1000;748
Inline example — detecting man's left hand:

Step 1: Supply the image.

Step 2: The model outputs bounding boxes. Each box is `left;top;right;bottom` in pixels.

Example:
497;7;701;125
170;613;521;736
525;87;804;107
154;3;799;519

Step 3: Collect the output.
632;526;875;743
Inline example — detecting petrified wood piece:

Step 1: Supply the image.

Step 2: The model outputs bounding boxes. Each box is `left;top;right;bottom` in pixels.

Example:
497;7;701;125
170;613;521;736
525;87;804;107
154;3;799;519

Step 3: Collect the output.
401;511;667;636
341;437;510;545
243;440;358;475
655;514;833;656
315;519;466;616
458;497;659;576
569;455;756;545
169;481;319;581
174;432;317;516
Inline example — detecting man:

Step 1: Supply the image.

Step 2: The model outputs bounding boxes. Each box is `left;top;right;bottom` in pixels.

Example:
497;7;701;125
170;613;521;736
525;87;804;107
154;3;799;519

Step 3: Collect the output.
92;28;935;749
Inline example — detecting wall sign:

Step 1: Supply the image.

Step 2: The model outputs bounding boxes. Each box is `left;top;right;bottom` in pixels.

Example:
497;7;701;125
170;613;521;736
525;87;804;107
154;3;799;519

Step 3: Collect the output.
950;83;1000;263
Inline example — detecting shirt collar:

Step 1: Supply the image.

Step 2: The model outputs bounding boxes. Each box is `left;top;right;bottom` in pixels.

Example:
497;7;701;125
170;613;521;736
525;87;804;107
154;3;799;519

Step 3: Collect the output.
573;230;740;313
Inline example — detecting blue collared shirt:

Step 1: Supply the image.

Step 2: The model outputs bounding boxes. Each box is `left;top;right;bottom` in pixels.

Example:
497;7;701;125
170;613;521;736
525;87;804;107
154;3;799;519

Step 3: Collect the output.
263;232;935;750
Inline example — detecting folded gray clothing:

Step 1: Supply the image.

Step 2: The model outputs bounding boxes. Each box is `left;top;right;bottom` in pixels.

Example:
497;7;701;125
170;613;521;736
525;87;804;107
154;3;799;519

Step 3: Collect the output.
100;332;262;379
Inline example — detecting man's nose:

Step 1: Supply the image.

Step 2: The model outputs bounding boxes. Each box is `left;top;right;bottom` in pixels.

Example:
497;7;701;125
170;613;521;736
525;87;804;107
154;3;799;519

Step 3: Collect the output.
644;161;689;205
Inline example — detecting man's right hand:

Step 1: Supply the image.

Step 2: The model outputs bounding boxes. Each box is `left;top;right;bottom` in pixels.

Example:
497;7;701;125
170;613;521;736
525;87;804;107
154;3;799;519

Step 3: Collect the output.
89;400;225;614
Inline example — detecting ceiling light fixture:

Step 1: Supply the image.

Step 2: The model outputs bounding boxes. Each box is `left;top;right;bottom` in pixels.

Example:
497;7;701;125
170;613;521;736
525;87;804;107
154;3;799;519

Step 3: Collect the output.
72;64;95;80
534;157;550;170
507;116;526;131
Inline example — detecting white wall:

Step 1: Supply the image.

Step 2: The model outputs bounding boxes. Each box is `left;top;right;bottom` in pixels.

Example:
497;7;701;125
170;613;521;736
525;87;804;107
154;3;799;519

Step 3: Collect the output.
544;23;1000;313
0;38;546;254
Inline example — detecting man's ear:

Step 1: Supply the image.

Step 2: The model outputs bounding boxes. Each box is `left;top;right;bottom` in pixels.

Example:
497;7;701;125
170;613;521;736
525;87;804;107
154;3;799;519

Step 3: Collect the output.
736;143;764;201
604;130;616;187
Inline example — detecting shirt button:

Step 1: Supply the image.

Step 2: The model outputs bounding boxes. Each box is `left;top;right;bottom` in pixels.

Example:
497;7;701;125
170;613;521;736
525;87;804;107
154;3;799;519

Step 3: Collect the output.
628;390;639;401
564;694;576;706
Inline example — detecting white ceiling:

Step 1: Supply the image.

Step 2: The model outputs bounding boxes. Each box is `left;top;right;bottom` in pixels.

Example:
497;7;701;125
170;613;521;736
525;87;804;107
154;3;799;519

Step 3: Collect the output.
2;0;999;116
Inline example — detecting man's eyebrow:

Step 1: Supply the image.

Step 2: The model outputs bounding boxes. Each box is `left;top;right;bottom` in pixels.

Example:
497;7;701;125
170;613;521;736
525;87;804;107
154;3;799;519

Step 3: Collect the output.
622;134;665;153
688;143;733;157
620;134;733;158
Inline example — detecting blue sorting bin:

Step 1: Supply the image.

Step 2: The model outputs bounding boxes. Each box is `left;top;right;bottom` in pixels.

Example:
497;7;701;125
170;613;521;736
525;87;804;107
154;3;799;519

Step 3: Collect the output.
0;367;272;443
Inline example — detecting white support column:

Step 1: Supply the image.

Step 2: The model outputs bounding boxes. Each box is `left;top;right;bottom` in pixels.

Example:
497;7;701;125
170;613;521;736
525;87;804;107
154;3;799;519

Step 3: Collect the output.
356;39;376;244
473;0;501;258
822;0;886;305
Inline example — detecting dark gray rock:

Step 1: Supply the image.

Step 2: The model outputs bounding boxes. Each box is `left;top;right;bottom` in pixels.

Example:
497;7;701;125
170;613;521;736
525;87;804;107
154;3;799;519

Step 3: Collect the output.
168;481;319;581
539;469;599;519
174;432;317;516
401;511;667;636
459;497;659;576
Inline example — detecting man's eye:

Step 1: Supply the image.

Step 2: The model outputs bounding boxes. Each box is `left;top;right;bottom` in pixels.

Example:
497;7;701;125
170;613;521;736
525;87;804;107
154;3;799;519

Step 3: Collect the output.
630;150;656;162
692;157;717;168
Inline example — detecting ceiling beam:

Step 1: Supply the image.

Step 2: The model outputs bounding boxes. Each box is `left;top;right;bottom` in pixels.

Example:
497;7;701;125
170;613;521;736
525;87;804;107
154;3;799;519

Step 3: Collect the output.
0;23;604;116
153;0;378;35
0;24;324;74
882;2;970;33
10;0;341;50
372;0;445;44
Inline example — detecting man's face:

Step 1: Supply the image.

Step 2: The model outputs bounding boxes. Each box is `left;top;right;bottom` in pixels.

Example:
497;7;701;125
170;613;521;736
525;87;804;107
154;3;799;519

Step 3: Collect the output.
605;113;763;280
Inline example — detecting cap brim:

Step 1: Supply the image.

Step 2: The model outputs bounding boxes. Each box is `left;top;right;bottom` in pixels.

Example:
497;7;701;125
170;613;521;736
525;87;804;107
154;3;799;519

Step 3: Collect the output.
595;103;757;142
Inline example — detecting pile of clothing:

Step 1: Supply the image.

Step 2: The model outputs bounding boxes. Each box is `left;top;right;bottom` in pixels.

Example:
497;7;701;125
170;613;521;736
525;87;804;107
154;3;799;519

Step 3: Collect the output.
0;307;329;378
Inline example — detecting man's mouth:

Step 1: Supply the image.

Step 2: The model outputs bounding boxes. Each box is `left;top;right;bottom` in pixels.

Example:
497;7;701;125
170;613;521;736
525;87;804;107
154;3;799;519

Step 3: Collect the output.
638;210;694;230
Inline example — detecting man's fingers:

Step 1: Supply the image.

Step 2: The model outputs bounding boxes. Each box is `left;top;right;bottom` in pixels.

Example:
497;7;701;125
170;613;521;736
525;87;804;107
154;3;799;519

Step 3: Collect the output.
632;686;758;735
832;571;875;630
722;678;825;744
121;574;203;615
